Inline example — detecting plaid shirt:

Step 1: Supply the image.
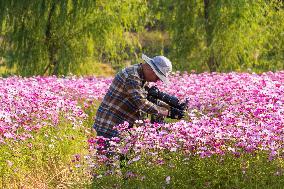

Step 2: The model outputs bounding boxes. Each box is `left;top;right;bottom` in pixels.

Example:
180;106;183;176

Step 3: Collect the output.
93;63;162;138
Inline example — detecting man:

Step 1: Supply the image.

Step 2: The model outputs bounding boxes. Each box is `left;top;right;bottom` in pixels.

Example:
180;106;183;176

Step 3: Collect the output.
93;54;172;139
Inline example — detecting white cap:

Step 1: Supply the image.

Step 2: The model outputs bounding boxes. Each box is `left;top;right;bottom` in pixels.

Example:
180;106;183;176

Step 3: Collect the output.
142;54;172;84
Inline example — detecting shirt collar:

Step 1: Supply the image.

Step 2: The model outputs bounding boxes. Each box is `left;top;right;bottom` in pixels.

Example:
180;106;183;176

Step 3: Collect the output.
138;63;146;86
138;63;145;80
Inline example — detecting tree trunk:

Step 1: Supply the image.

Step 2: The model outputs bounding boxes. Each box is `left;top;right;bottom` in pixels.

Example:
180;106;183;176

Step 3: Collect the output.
208;53;218;72
204;0;219;72
44;2;58;75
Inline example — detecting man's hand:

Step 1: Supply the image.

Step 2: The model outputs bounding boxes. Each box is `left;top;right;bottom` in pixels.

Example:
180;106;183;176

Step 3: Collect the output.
168;107;185;119
158;107;169;116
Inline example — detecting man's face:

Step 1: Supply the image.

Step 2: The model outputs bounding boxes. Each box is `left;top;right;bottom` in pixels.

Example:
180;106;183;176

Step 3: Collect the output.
146;68;160;82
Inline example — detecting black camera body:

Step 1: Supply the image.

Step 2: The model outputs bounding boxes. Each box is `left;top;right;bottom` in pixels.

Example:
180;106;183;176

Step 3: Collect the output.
145;86;188;123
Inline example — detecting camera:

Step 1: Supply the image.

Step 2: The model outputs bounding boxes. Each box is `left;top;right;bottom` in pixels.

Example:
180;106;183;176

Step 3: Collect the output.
145;86;188;123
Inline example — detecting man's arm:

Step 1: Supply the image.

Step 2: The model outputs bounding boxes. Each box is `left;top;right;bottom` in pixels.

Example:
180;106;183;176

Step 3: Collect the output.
126;76;168;116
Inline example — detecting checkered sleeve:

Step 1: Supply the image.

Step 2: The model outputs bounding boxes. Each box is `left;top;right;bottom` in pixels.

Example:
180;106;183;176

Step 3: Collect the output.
126;76;160;115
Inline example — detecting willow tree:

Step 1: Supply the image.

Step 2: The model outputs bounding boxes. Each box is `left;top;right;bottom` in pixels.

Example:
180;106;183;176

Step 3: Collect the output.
152;0;284;72
0;0;146;76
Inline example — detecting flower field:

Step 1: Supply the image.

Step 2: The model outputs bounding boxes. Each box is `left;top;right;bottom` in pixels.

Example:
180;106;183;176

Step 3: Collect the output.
0;71;284;188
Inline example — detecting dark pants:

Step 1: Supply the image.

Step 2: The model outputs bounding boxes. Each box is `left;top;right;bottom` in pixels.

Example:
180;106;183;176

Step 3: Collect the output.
96;131;115;139
96;131;128;169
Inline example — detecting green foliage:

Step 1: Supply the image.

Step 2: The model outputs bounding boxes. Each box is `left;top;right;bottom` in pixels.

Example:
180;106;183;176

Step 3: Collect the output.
149;0;284;73
0;0;283;75
0;0;147;76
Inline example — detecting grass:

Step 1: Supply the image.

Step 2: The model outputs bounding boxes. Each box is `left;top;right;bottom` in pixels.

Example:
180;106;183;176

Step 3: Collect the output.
92;152;284;189
0;119;93;188
2;99;284;188
73;58;115;77
1;85;284;188
0;59;115;78
0;102;99;188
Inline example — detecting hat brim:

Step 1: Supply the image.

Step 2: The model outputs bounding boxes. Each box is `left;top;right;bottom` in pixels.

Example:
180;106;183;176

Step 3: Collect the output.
142;54;170;84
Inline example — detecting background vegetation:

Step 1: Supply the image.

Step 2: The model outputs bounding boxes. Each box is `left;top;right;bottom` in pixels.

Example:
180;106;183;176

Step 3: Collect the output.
0;0;283;77
0;1;283;188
